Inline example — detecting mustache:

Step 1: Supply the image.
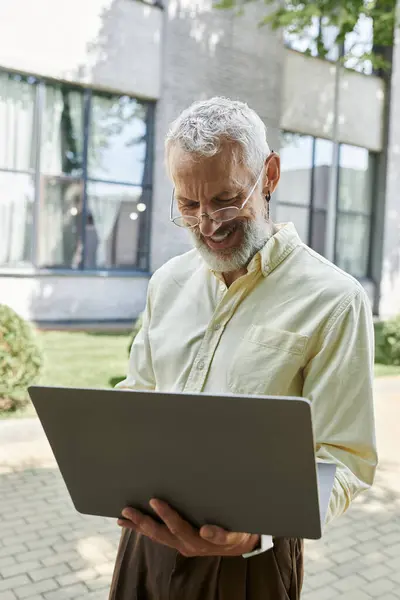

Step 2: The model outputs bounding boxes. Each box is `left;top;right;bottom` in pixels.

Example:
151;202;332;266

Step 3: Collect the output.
192;220;242;240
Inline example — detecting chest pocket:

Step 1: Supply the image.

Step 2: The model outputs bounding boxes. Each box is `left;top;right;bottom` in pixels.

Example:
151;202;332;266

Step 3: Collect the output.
227;325;308;396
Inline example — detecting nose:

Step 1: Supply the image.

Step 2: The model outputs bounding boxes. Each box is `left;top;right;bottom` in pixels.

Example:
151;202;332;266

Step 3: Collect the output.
198;213;221;237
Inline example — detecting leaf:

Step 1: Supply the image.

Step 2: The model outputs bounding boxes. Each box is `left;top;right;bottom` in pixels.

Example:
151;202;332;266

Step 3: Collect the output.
214;0;236;9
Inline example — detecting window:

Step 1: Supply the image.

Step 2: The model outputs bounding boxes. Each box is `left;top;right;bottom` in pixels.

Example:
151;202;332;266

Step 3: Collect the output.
276;132;375;279
275;133;314;244
335;145;374;278
0;70;154;272
311;138;333;256
0;72;37;267
38;85;85;268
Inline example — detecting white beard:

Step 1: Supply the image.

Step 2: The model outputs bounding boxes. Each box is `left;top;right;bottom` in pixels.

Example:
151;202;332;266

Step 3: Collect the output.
189;215;273;273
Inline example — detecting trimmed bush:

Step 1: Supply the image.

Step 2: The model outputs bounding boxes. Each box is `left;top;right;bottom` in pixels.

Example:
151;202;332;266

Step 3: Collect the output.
0;304;43;411
374;316;400;366
128;312;144;356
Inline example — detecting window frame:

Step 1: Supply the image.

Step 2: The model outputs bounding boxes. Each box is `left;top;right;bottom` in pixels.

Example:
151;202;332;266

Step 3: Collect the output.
333;144;376;279
0;67;155;274
277;130;376;280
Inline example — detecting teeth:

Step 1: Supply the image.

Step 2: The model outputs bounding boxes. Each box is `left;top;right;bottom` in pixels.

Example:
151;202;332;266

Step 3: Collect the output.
211;231;230;242
210;227;235;242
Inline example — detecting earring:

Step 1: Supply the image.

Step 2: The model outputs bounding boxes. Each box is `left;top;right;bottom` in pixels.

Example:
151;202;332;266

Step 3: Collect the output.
266;191;271;220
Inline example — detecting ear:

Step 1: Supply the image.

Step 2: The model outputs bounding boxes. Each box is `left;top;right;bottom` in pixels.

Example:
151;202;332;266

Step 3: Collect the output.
263;152;280;195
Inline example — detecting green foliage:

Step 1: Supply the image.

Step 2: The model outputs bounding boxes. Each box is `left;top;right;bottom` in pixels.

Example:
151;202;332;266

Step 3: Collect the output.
0;305;43;412
216;0;398;72
128;312;144;356
375;316;400;366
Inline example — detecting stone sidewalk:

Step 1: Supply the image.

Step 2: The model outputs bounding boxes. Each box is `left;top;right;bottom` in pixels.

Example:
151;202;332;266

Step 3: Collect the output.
0;378;399;599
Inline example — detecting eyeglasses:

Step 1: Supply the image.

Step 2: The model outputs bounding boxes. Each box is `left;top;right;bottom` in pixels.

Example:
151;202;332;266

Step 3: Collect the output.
170;166;265;229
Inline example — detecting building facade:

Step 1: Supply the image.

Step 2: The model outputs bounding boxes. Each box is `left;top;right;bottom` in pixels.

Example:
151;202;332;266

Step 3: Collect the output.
0;0;399;322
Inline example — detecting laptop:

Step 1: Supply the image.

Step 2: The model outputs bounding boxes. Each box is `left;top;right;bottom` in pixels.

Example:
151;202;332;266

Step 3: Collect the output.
28;386;336;539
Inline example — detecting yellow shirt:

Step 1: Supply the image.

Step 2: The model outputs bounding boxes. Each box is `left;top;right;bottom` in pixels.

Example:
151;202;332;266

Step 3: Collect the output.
118;222;377;525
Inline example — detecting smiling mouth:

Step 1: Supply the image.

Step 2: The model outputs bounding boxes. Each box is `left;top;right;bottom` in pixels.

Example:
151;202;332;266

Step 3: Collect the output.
207;223;238;244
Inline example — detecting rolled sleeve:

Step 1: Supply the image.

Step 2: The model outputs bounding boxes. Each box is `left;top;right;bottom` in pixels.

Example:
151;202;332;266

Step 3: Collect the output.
303;288;378;524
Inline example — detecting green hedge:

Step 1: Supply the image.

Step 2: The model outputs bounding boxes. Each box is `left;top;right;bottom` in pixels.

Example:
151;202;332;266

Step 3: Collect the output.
0;304;43;412
375;316;400;366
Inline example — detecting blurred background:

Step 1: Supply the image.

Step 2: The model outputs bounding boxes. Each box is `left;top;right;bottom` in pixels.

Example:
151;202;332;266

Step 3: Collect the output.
0;0;399;325
1;1;400;599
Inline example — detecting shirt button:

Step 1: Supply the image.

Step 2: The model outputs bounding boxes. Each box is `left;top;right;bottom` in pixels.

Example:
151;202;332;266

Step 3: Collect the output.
214;323;221;331
197;360;205;371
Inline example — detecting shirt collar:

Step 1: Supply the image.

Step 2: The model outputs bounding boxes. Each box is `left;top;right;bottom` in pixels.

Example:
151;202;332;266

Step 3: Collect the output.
209;222;302;280
247;222;302;277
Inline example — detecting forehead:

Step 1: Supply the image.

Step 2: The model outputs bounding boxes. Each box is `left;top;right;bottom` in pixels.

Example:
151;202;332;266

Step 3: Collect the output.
168;143;251;194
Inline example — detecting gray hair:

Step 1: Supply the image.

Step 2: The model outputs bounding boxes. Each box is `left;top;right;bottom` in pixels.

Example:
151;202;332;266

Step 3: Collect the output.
165;97;270;176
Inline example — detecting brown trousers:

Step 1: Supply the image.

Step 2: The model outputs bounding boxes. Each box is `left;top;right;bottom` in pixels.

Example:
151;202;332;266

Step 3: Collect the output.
109;530;304;600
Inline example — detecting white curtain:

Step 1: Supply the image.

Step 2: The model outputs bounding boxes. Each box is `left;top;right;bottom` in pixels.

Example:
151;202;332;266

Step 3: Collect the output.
0;73;35;266
0;72;35;172
0;172;33;265
41;86;64;174
88;190;121;267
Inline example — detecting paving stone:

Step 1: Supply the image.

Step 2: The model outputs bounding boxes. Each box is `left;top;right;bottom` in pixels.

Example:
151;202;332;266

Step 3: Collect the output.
336;592;372;600
334;574;366;593
385;543;400;557
360;563;392;582
330;548;361;565
361;578;396;597
1;560;41;579
29;563;71;583
14;578;59;599
42;551;81;568
16;547;55;563
303;588;337;600
0;592;17;600
0;556;17;573
0;544;27;560
306;570;339;589
56;568;98;587
0;575;30;593
43;583;89;600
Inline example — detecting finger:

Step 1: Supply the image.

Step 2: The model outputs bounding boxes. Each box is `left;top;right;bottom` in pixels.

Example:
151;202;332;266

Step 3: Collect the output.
200;526;251;547
121;507;142;524
150;499;197;542
120;507;178;548
118;518;140;531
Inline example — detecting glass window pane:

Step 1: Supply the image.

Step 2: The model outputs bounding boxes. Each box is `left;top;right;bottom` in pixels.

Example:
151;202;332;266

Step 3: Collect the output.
276;204;309;243
0;72;36;171
88;95;148;185
336;214;370;278
313;138;333;211
339;145;372;214
276;133;313;206
310;209;327;257
86;182;149;269
37;176;84;268
41;86;84;176
0;171;34;266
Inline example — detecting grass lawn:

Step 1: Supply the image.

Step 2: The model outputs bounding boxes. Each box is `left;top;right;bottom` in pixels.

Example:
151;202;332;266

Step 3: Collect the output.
1;330;130;419
2;330;400;419
373;363;400;378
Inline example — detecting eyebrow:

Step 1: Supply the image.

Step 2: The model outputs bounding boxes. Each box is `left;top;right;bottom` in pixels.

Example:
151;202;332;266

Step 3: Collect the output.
176;188;244;202
214;189;244;198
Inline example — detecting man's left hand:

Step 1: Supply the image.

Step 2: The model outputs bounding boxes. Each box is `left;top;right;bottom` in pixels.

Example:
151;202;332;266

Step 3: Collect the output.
118;499;259;557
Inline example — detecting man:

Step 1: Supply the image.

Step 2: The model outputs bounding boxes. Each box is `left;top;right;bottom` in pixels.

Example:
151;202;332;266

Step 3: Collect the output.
109;97;377;600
